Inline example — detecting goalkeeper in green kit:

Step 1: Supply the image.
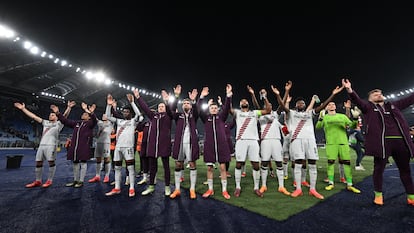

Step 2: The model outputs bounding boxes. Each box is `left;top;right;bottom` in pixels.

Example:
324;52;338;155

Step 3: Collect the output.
316;101;361;194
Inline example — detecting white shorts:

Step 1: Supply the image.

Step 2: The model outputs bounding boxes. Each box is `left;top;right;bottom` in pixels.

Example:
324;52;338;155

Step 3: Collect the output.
177;143;192;162
260;139;283;162
235;140;260;162
94;143;110;158
289;138;319;160
114;147;135;161
36;145;56;161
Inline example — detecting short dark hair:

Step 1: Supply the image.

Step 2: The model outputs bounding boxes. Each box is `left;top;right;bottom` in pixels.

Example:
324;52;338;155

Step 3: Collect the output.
123;105;132;111
368;89;382;96
295;97;305;103
182;98;192;103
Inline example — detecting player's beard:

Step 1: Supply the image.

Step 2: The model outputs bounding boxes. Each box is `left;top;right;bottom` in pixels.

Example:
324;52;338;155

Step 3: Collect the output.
297;106;305;111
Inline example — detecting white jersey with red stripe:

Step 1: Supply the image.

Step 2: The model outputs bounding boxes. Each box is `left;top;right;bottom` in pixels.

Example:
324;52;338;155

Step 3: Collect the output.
258;111;282;140
234;109;260;140
106;102;142;148
287;109;316;140
39;120;63;146
114;119;138;148
96;120;113;144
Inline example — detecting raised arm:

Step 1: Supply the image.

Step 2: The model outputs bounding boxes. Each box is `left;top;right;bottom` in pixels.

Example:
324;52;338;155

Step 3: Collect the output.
169;84;181;113
219;84;233;121
278;81;292;113
247;85;261;110
14;102;42;123
342;78;371;114
63;100;76;118
189;88;199;120
306;95;317;112
127;93;143;122
82;102;98;128
314;85;344;113
110;98;123;119
52;104;77;128
271;84;289;113
197;86;209;122
135;89;155;118
259;89;272;115
106;94;117;122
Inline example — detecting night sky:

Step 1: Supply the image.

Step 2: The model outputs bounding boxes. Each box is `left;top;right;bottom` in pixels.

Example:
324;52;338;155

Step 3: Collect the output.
1;2;414;106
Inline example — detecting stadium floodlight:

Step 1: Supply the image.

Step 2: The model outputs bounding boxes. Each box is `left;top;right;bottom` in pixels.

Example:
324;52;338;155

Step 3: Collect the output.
76;67;81;72
118;83;122;88
85;71;94;80
60;60;67;66
390;94;395;98
178;100;182;104
126;85;130;90
104;78;112;85
95;72;105;82
23;41;32;49
30;46;39;54
131;86;135;91
142;90;147;94
54;58;59;63
40;51;47;57
0;25;15;38
168;95;175;103
68;64;72;67
48;54;54;59
13;37;20;42
201;103;209;110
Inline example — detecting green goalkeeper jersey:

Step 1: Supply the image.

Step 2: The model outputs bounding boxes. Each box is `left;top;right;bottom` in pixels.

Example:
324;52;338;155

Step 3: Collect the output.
315;113;355;145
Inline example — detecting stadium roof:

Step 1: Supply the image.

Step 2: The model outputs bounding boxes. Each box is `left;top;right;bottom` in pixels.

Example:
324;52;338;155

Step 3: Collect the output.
0;24;163;110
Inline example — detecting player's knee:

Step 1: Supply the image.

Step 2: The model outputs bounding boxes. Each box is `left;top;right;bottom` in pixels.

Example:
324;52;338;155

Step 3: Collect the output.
261;161;269;167
114;161;122;166
295;159;303;165
252;163;260;171
126;160;134;166
307;159;316;165
327;159;335;165
189;162;196;169
340;160;351;165
275;161;283;168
